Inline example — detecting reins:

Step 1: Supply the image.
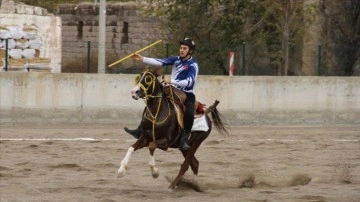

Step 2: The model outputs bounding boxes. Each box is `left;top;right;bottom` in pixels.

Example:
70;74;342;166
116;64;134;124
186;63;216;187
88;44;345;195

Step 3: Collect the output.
137;71;172;141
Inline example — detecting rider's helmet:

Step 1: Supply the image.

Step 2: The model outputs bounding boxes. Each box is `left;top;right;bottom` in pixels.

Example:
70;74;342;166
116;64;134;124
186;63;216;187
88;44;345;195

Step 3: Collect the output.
179;38;196;52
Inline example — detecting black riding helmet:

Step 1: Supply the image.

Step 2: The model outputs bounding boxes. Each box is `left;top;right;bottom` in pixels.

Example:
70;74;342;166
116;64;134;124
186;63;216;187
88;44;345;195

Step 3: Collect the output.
179;38;196;53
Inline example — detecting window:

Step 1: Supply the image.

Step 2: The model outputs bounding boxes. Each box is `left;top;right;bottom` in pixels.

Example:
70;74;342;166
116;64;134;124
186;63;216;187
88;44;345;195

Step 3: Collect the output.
121;22;128;44
77;21;83;40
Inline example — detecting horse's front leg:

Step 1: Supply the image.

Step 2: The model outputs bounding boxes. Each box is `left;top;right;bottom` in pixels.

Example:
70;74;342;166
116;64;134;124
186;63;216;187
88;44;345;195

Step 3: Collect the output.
118;137;147;177
148;142;159;178
117;146;134;177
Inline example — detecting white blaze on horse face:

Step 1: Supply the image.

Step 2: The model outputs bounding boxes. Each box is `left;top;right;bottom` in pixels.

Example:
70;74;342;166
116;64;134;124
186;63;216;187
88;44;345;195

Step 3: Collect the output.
131;86;141;100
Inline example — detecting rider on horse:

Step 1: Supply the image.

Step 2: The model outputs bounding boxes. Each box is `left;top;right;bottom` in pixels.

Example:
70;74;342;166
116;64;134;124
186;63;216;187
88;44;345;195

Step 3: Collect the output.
125;38;198;150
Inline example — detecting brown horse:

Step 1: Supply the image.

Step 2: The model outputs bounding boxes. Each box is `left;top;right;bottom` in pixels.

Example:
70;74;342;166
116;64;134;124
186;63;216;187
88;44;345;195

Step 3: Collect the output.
117;68;229;190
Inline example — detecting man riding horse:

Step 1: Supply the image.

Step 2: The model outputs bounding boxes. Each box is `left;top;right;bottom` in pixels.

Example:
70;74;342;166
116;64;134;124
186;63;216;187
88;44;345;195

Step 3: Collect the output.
125;38;198;150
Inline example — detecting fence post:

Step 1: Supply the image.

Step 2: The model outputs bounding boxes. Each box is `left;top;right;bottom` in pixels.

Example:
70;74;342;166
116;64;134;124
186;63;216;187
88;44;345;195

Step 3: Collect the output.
87;41;91;73
97;0;106;73
242;42;246;75
5;39;8;72
165;42;169;74
317;44;322;76
229;51;234;76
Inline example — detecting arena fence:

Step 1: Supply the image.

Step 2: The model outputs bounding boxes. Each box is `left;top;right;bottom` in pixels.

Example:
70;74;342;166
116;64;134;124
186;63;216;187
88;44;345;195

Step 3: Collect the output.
1;73;359;125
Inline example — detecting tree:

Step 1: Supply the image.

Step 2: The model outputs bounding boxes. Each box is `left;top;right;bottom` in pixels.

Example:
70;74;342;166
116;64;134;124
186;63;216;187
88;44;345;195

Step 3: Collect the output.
259;0;307;76
16;0;328;76
321;0;360;76
143;0;315;76
143;0;269;75
143;0;229;74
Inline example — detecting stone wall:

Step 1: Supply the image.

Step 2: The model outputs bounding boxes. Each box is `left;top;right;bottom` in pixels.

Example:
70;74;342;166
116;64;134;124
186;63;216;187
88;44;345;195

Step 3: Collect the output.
58;2;168;71
0;0;48;15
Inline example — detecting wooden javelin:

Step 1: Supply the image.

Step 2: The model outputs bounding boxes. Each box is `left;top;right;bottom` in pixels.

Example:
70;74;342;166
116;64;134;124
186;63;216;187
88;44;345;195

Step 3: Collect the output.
108;40;163;68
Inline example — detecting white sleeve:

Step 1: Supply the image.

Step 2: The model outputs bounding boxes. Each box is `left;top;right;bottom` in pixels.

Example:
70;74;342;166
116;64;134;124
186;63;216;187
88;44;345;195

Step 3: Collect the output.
143;57;163;66
171;79;188;87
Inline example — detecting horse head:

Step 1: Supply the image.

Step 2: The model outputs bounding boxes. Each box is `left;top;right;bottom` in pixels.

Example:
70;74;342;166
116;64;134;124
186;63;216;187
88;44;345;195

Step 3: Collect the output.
131;68;162;100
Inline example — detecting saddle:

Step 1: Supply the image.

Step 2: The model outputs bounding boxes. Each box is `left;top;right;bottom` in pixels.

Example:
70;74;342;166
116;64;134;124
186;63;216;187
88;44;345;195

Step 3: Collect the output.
163;85;205;128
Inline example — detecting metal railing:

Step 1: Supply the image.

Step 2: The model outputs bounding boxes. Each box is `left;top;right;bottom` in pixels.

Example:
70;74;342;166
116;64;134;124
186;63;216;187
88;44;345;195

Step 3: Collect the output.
1;39;356;76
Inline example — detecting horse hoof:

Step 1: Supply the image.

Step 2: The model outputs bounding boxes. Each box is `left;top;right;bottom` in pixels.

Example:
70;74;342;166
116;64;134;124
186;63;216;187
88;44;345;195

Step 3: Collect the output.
166;188;174;192
151;168;159;178
152;172;159;178
117;169;126;178
167;185;176;191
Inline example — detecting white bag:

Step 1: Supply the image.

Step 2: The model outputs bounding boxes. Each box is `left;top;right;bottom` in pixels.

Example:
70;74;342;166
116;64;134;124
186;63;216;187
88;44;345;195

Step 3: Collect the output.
16;39;30;49
8;26;24;39
23;26;38;39
2;38;16;49
22;49;36;59
0;27;11;39
9;49;23;59
28;38;43;49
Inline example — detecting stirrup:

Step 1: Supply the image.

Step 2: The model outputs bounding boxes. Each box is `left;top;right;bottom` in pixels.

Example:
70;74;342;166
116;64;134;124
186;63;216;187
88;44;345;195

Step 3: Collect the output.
180;141;190;150
124;127;140;139
179;130;190;150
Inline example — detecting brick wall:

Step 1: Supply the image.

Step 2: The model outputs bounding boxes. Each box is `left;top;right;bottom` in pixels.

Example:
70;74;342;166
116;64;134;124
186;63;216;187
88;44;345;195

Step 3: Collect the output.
58;2;168;72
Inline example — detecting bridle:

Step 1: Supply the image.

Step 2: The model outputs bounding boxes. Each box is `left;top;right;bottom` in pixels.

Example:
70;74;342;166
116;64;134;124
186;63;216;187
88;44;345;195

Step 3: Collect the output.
134;71;158;99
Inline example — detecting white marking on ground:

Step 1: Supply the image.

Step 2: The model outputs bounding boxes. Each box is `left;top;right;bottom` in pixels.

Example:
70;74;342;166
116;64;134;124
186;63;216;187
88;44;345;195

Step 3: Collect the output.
238;139;359;142
0;138;119;141
0;138;358;142
332;139;359;142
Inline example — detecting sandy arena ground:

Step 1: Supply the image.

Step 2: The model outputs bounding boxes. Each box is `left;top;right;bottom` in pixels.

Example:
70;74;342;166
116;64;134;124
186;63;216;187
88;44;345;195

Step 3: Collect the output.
0;123;359;202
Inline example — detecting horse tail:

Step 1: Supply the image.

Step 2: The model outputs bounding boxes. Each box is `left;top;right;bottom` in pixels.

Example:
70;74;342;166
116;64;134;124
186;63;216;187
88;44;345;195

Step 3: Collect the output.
205;100;230;136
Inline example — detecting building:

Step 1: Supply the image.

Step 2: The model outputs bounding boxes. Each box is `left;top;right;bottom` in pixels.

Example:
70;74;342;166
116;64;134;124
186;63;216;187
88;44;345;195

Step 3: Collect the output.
58;2;168;73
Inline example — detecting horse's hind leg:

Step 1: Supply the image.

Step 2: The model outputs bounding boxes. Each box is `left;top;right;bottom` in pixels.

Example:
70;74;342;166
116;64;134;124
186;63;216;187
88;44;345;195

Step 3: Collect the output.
148;147;159;178
189;155;200;175
168;147;198;189
181;148;200;184
190;156;199;182
117;147;135;177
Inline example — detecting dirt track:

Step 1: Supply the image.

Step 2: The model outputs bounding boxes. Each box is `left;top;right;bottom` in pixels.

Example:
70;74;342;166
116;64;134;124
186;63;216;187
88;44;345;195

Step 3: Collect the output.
0;124;359;202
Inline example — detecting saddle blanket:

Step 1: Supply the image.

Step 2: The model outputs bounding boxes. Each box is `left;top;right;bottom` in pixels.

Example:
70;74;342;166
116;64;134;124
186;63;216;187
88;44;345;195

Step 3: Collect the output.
191;114;209;132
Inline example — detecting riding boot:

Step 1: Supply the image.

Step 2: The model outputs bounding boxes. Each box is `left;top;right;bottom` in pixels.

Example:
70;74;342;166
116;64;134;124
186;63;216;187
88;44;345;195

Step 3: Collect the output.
124;127;141;139
179;129;190;150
